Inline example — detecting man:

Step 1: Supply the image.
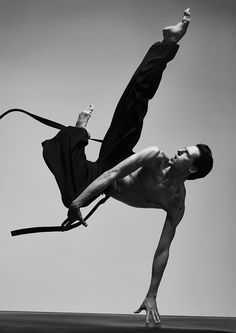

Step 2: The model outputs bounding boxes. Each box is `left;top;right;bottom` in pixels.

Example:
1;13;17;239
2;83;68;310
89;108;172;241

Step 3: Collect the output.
42;9;213;324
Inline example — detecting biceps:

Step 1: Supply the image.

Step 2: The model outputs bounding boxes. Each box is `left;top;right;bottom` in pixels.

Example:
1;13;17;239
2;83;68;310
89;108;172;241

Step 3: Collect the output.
109;147;161;179
158;222;176;253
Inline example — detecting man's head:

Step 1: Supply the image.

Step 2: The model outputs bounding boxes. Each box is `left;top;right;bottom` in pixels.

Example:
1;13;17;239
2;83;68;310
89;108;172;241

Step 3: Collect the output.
168;144;213;180
186;144;213;180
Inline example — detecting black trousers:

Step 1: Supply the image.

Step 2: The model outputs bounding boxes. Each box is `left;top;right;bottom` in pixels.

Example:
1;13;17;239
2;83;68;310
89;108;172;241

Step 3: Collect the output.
42;42;179;208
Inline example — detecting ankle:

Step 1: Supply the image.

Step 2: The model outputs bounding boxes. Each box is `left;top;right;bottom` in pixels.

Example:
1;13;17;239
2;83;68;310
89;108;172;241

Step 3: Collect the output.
162;38;177;44
75;124;91;137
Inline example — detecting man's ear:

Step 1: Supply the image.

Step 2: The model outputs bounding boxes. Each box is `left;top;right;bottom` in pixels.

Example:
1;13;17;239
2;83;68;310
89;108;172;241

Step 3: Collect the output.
189;165;198;175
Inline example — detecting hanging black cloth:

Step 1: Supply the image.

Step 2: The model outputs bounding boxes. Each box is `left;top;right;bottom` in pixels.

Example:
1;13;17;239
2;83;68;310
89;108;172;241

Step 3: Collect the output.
0;109;109;236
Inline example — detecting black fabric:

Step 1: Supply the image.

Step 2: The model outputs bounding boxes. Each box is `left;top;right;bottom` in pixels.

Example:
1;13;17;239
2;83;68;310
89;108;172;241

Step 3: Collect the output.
0;109;103;209
42;41;179;208
97;41;179;171
1;42;179;236
0;109;107;236
42;126;102;208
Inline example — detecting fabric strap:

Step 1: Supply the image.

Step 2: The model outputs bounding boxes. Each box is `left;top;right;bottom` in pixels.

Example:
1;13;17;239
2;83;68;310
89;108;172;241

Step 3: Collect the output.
11;194;110;236
0;108;103;142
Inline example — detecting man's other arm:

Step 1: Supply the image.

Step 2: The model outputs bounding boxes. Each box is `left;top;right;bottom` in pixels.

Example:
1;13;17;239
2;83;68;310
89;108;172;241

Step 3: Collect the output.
67;146;164;224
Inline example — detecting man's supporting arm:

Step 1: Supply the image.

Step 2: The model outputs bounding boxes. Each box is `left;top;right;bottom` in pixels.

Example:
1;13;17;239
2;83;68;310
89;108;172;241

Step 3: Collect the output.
147;207;184;297
135;202;185;324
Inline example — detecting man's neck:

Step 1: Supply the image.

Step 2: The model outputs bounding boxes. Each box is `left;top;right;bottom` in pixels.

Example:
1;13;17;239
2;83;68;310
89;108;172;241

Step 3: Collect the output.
162;166;186;189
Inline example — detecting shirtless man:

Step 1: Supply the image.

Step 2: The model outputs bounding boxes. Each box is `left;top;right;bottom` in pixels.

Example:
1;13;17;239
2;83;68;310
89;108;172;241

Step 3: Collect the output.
59;9;213;324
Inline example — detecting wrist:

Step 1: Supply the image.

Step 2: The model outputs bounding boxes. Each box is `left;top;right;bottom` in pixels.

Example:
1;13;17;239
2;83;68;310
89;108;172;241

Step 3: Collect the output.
72;199;82;207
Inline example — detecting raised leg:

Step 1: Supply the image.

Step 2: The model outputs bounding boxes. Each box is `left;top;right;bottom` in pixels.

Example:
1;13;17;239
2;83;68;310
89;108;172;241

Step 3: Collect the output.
97;42;178;170
97;9;190;171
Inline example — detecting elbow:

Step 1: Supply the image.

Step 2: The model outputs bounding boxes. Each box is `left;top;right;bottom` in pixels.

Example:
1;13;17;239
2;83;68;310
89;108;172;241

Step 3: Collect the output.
147;146;161;155
149;146;165;160
143;146;162;163
155;246;170;260
154;248;170;269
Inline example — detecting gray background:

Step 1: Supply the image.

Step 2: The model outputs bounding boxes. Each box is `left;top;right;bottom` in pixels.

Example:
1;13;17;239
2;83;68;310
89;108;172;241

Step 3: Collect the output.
0;0;235;316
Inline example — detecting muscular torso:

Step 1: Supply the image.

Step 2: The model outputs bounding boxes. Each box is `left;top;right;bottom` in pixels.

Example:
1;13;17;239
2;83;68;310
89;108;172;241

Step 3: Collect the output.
108;164;186;214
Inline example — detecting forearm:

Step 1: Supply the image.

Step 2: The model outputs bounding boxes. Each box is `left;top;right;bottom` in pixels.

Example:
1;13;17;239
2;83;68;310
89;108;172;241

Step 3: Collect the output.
146;249;169;298
145;203;185;298
73;171;112;207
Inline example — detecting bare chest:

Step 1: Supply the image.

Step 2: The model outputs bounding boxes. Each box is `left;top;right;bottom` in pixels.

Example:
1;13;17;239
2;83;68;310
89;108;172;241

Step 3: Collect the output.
108;168;182;211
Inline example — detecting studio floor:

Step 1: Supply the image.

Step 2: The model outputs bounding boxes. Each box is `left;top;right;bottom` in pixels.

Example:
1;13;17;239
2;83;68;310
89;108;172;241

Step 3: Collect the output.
0;311;235;333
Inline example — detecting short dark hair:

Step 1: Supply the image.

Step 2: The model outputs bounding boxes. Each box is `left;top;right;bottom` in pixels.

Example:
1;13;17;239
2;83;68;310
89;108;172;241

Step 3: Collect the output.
187;144;213;180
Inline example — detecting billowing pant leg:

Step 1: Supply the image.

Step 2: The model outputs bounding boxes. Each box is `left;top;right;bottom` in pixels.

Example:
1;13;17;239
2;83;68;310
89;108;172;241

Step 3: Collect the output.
42;126;93;207
97;41;179;171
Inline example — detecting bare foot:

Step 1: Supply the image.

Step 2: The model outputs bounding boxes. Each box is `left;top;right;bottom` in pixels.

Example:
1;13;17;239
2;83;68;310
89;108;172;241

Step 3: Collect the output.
163;8;190;43
76;104;94;130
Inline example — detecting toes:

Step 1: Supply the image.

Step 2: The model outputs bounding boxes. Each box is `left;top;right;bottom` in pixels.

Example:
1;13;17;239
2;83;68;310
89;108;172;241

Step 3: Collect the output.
82;106;94;118
89;104;94;111
86;104;94;114
184;8;190;16
183;8;190;22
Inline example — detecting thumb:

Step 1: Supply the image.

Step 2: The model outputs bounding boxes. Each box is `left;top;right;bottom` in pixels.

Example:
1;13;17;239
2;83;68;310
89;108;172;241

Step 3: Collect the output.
134;307;143;314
